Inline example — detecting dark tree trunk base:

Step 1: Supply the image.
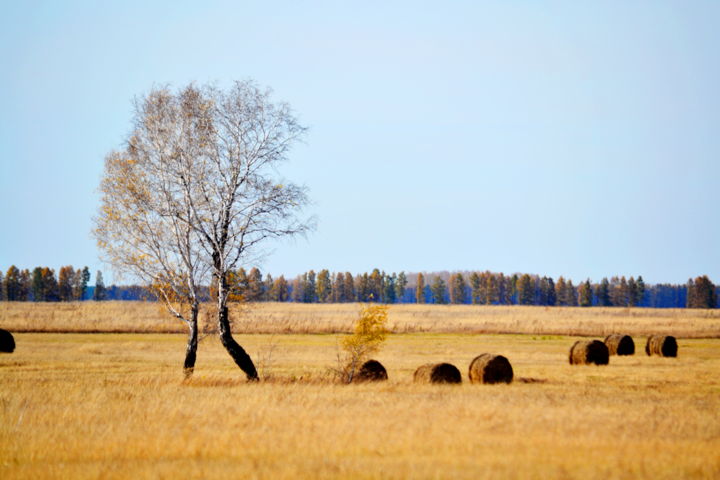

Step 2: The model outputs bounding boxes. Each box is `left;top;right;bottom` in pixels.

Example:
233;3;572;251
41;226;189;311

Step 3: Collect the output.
183;307;199;379
218;306;259;381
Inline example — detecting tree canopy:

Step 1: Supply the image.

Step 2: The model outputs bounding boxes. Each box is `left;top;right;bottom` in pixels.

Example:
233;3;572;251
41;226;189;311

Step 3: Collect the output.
94;80;311;378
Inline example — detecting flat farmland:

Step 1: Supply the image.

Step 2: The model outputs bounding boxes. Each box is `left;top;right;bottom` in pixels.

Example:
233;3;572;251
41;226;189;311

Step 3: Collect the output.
2;301;719;337
1;311;719;479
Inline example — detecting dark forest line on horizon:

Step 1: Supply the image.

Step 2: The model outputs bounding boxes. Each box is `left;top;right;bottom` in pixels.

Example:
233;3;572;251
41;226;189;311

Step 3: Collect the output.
1;265;717;309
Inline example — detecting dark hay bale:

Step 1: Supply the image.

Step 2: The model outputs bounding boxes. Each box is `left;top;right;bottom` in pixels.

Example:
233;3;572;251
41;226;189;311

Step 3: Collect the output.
353;359;388;382
468;353;513;384
413;363;462;384
604;334;635;356
569;340;609;365
0;329;15;353
645;335;678;357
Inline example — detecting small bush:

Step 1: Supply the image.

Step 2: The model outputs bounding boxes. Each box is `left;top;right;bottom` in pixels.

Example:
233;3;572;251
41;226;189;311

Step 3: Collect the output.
335;304;389;383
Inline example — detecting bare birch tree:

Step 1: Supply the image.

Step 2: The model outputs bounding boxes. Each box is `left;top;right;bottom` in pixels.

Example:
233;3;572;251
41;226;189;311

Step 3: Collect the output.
94;81;310;380
94;92;210;377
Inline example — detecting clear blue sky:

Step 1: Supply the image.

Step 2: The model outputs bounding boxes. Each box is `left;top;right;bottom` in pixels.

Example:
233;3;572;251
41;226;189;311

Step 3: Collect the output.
1;1;718;285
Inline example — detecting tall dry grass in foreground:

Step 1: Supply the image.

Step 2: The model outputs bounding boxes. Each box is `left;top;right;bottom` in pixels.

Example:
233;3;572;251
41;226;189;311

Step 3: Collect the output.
1;301;719;337
1;333;719;479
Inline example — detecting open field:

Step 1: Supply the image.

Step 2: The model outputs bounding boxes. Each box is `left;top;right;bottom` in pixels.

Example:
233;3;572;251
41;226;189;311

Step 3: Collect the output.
2;301;720;337
1;331;719;479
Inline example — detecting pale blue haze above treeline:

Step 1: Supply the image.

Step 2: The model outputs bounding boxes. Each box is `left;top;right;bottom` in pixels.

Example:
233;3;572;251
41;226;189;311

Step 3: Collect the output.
1;1;718;286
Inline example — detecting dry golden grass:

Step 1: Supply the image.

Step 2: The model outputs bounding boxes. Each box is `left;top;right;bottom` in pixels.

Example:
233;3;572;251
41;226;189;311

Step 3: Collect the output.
1;331;719;479
2;301;720;337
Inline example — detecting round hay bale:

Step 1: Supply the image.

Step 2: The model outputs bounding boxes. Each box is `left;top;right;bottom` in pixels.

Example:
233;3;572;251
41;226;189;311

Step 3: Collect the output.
569;340;609;365
645;335;678;357
353;359;388;382
468;354;513;384
413;363;462;384
604;334;635;356
0;329;15;353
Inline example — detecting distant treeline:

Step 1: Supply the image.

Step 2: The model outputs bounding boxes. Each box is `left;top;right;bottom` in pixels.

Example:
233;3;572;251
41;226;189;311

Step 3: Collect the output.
272;269;717;309
1;265;106;302
1;265;717;309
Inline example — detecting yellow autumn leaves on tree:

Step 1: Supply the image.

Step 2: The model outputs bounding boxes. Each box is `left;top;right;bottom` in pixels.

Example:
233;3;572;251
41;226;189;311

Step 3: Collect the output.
339;304;389;383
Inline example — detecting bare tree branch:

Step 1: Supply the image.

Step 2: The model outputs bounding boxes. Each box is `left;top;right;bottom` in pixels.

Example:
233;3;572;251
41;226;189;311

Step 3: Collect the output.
94;80;311;380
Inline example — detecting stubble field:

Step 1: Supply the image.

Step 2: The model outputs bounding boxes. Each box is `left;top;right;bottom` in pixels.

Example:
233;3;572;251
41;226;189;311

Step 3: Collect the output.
1;302;719;479
2;301;719;337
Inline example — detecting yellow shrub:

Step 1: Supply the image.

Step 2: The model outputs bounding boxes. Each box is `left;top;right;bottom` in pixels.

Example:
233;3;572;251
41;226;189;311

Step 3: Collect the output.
338;304;389;383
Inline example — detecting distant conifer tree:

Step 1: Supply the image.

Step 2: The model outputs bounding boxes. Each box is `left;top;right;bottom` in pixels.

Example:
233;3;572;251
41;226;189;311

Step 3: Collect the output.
555;276;567;306
316;269;332;303
94;271;106;301
271;275;289;302
431;276;447;304
579;280;593;307
304;270;317;303
74;266;91;300
58;266;75;302
566;279;578;306
415;273;426;304
596;278;610;306
395;271;408;303
291;275;304;302
245;268;264;302
635;276;646;306
384;272;397;304
368;269;384;303
628;277;638;306
509;274;519;304
543;277;557;306
41;267;59;301
449;273;467;304
469;272;481;304
31;267;44;301
484;271;498;305
332;272;345;302
518;274;534;305
687;275;717;309
18;269;30;301
497;273;511;305
4;266;21;301
263;274;274;301
344;273;356;302
610;276;629;307
356;273;370;302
